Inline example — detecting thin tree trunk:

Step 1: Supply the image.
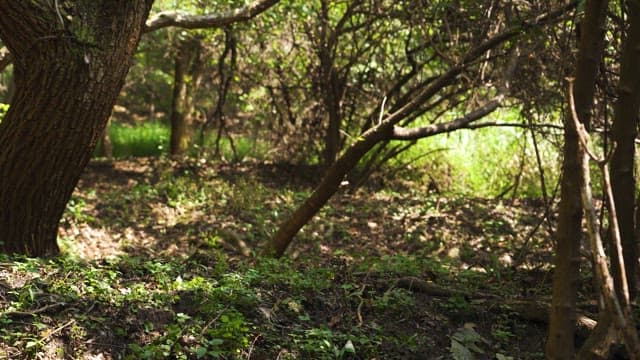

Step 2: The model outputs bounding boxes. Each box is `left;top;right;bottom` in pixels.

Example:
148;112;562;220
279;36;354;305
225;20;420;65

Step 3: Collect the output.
546;0;608;358
263;119;389;257
99;118;114;161
318;20;344;166
170;45;189;155
610;0;640;301
321;63;343;167
170;37;204;156
0;0;153;256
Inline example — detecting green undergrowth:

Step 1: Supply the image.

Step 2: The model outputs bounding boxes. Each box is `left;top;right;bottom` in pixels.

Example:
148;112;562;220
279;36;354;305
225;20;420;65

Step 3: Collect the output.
96;108;563;199
0;254;380;358
44;158;555;358
94;121;269;161
0;250;546;359
390;110;562;198
94;122;169;158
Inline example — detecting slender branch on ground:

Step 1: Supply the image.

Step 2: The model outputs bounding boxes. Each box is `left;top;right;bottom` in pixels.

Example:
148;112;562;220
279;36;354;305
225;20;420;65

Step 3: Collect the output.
1;302;66;318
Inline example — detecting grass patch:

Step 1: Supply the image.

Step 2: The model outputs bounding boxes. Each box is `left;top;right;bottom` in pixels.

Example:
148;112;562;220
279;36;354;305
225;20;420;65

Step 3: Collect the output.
95;122;170;158
95;121;270;161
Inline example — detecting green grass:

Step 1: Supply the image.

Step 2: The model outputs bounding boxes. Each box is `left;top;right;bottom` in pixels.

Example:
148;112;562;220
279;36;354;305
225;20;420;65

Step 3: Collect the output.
99;122;170;158
95;121;269;161
205;136;271;162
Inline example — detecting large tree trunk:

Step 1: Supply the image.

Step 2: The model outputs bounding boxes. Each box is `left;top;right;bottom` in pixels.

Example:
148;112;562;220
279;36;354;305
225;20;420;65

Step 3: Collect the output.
546;0;608;358
0;1;152;256
610;0;640;301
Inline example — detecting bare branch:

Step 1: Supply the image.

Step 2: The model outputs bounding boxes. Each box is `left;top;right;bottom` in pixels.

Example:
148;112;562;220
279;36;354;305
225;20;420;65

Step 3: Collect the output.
389;96;503;140
144;0;281;33
389;41;523;141
463;122;563;131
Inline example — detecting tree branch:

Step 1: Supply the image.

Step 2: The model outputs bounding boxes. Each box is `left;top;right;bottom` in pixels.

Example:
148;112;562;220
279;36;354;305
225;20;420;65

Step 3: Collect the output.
144;0;281;32
389;96;503;140
464;122;563;131
389;39;523;141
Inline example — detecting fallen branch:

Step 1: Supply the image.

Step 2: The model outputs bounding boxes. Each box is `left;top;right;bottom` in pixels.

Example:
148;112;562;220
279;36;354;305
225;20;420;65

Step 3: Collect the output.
394;276;473;298
1;302;66;318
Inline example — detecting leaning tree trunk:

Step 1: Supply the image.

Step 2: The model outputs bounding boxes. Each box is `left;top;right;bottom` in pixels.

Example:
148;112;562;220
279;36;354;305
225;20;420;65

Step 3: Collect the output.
546;0;608;358
0;0;153;256
610;0;640;301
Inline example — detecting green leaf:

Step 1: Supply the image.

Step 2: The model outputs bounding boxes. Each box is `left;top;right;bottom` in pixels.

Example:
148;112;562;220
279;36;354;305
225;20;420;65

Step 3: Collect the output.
195;346;207;358
450;339;474;360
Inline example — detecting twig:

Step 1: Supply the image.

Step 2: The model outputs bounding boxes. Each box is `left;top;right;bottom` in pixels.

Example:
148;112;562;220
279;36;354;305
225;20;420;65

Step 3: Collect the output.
201;305;230;335
244;334;261;360
54;0;64;26
43;319;75;341
378;97;387;125
356;287;364;327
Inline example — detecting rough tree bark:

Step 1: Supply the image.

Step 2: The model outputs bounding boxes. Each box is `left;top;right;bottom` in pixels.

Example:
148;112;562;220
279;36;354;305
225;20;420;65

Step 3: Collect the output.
0;0;154;256
546;0;608;358
609;0;640;301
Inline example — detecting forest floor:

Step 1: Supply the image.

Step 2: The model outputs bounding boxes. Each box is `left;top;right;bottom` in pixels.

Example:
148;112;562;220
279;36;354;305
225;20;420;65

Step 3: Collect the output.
0;157;593;359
